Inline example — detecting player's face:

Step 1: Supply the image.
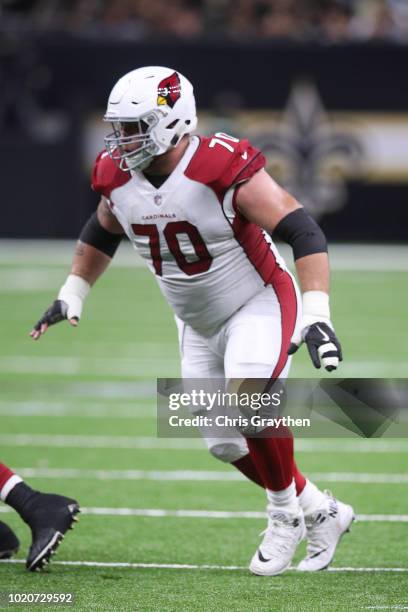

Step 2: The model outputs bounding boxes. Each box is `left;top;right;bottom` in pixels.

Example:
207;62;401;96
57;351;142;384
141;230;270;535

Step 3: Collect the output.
120;121;149;152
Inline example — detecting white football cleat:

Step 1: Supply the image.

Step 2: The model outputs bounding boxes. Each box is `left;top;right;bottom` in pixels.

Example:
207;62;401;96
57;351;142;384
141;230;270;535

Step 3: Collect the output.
249;509;306;576
297;491;355;571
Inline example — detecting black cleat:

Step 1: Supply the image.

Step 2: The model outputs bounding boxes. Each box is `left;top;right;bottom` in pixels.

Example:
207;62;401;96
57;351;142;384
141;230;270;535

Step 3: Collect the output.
25;494;80;571
0;520;20;559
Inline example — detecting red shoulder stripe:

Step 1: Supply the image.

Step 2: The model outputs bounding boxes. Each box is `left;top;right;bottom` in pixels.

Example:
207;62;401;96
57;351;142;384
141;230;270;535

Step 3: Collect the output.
91;150;130;198
185;136;265;203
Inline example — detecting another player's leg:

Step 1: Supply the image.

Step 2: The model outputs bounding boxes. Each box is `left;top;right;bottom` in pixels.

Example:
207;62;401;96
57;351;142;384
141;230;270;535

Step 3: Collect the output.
0;463;80;571
0;520;20;559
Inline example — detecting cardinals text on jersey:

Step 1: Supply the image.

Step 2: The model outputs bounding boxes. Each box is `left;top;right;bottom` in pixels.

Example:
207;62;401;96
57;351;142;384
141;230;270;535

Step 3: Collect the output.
92;132;289;336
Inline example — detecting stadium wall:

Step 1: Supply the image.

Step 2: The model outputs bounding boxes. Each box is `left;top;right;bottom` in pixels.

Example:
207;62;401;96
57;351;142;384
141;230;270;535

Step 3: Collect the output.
1;39;407;241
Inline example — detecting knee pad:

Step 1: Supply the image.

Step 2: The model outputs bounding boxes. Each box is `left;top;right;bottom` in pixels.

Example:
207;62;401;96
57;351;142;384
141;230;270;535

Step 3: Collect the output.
208;440;248;463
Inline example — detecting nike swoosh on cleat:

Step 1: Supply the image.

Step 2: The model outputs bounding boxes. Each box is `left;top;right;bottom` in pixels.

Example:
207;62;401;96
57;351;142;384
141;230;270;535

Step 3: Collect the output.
258;550;271;563
310;548;328;559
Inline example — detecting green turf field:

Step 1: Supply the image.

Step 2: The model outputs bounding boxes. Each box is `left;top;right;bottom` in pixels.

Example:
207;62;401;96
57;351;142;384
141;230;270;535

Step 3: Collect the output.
0;242;407;611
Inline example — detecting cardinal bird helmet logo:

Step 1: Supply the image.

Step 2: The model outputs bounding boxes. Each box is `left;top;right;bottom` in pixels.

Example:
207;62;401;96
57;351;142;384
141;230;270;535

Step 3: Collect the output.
157;72;181;108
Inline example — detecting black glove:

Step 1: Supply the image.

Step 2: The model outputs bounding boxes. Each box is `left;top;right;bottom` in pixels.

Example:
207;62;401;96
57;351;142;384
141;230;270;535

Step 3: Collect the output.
32;300;71;332
288;321;343;372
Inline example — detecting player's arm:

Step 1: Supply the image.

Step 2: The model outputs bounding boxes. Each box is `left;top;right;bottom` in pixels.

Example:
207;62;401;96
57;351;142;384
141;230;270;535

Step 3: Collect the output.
30;197;124;340
236;169;342;371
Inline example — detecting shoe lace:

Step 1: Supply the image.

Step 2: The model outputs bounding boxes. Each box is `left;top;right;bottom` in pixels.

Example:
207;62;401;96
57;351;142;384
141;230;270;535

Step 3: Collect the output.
305;492;338;558
305;513;331;557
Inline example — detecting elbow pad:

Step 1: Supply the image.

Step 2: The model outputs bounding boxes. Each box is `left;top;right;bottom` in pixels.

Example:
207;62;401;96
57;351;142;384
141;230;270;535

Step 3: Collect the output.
79;211;123;258
272;208;327;260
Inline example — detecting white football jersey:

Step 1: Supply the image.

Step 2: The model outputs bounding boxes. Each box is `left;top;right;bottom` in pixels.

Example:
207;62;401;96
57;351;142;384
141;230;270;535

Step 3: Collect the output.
92;133;288;336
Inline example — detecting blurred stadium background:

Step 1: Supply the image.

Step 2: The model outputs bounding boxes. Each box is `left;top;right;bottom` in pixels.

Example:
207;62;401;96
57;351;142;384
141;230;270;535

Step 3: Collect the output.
0;1;407;609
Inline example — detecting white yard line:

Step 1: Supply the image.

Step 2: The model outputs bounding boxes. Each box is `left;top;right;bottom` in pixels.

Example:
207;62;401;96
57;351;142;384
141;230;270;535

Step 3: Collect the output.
0;506;407;521
0;433;205;450
0;356;179;377
0;402;155;419
1;434;408;453
363;607;408;610
1;559;408;573
294;439;408;453
62;381;156;399
1;355;406;377
2;381;157;400
300;473;408;484
11;467;408;485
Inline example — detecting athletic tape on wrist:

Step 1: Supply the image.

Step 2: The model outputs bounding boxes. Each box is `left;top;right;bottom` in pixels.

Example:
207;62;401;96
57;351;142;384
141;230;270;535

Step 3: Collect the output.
58;274;91;302
302;290;330;319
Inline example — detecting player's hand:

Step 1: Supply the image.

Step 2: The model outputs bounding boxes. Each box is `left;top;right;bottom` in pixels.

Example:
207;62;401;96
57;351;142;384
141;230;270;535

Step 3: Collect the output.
30;300;79;340
30;274;90;340
288;318;342;372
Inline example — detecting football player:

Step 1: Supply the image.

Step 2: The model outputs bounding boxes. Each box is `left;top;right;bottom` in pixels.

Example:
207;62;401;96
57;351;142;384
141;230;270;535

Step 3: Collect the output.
30;66;354;576
0;462;80;570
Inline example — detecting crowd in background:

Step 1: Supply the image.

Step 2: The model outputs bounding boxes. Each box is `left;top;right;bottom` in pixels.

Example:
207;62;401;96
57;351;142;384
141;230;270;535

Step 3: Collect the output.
1;0;408;42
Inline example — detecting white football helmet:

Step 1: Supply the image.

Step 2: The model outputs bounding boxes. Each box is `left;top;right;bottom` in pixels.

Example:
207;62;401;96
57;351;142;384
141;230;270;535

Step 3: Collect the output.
104;66;197;172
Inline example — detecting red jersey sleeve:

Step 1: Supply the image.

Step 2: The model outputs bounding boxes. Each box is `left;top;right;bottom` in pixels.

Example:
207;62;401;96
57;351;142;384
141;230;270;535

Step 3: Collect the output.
184;134;266;203
91;150;130;199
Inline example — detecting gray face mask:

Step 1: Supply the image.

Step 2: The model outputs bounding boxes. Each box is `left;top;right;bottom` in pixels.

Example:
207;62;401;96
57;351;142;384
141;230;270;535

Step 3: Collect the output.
104;115;160;172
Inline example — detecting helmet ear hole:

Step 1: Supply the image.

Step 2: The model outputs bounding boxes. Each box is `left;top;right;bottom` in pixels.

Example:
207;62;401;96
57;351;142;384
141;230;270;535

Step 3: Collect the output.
171;135;180;146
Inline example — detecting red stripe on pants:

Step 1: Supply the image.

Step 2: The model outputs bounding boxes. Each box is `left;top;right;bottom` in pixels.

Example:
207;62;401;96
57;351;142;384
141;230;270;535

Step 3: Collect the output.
246;270;298;491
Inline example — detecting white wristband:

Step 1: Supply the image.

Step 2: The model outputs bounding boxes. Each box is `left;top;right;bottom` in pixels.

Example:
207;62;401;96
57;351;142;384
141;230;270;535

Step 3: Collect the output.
302;290;330;319
58;274;91;320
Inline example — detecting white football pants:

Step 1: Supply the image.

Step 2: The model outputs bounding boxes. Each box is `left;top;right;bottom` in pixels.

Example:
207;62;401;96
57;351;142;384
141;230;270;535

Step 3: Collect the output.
176;279;301;463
